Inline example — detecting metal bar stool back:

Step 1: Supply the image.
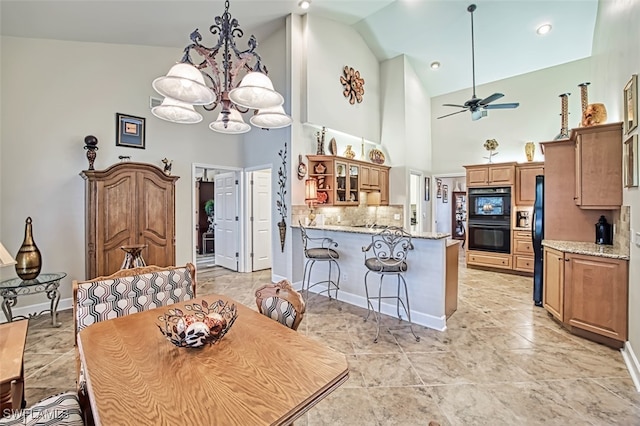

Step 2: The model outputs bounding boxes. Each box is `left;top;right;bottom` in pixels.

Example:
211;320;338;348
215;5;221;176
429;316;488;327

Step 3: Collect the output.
299;222;341;302
362;226;419;343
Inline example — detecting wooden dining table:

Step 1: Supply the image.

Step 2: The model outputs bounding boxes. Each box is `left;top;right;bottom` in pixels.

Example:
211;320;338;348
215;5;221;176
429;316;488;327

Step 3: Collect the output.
78;293;349;426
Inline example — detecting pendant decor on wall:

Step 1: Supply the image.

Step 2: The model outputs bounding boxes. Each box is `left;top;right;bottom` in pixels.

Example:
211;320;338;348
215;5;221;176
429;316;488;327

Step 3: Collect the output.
277;141;288;252
340;66;365;105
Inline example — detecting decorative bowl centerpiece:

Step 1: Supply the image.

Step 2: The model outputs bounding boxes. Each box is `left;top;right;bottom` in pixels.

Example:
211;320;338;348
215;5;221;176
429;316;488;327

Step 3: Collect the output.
157;300;238;348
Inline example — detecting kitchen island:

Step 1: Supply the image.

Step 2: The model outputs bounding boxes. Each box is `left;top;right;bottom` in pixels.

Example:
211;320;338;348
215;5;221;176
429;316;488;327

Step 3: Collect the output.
291;225;456;331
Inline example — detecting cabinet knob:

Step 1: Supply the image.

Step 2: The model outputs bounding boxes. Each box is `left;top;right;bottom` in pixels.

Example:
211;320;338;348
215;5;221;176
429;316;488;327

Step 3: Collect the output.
564;258;570;262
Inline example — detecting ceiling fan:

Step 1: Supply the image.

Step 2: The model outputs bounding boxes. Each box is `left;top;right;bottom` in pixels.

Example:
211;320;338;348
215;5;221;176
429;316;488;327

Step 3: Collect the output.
437;4;520;121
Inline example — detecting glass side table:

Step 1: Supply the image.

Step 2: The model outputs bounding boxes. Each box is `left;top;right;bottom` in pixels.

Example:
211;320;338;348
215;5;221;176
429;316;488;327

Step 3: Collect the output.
0;272;66;327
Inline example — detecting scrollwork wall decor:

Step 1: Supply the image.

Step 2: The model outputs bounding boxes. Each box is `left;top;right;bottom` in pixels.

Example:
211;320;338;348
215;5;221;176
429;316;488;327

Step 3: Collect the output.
277;141;288;252
340;66;365;105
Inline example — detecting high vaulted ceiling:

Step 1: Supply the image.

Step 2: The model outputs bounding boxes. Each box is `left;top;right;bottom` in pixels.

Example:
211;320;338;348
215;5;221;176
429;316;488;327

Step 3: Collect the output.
0;0;598;96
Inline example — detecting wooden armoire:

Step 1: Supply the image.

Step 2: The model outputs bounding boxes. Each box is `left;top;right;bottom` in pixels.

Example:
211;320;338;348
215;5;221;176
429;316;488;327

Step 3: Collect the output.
80;162;179;279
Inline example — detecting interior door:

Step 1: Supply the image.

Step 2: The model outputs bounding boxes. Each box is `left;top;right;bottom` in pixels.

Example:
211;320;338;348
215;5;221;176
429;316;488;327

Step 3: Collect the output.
214;172;239;271
251;170;271;271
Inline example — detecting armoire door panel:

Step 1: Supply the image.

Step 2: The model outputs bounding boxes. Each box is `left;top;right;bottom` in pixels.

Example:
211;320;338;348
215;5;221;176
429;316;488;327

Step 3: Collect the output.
81;163;178;279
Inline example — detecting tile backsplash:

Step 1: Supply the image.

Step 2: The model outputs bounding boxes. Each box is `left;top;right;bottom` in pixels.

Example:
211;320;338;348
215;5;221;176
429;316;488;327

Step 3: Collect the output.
292;204;403;227
614;205;630;256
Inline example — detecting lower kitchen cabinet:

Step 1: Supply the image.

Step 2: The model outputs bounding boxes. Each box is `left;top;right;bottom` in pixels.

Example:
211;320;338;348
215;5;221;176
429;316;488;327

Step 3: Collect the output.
542;246;628;346
466;251;511;270
512;230;534;273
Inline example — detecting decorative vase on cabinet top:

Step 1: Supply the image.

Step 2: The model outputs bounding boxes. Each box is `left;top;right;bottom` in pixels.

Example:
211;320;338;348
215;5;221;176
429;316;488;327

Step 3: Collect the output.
525;142;535;162
343;145;356;159
15;216;42;280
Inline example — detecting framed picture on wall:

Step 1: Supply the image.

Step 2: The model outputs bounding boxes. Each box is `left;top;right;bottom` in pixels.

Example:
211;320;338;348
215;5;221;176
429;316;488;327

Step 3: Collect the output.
624;74;638;135
436;178;442;198
425;177;430;201
624;134;638;187
116;113;146;149
442;185;449;203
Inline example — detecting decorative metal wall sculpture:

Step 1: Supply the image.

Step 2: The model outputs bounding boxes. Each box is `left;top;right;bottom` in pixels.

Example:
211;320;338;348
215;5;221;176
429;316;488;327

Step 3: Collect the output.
554;93;571;140
277;141;288;252
340;66;365;104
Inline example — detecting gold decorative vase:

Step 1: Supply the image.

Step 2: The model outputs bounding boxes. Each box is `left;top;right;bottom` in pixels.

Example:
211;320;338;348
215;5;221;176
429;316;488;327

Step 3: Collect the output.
525;142;535;162
15;217;42;280
344;145;356;159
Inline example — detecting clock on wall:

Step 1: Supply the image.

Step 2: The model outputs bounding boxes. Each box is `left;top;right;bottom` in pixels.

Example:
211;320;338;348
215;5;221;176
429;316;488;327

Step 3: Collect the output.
340;66;365;105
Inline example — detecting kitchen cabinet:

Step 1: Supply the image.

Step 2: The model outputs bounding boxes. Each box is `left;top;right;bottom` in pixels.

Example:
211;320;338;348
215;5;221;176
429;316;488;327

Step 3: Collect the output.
379;168;389;206
445;240;460;318
80;162;178;279
512;230;533;273
572;123;622;209
564;253;628;342
306;155;389;206
464;163;516;187
515;162;544;206
542;246;628;346
543;247;564;321
466;251;511;270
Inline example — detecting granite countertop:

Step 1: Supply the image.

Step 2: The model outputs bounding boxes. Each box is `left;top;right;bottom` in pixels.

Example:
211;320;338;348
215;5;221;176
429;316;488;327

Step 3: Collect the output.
542;240;629;260
291;224;450;240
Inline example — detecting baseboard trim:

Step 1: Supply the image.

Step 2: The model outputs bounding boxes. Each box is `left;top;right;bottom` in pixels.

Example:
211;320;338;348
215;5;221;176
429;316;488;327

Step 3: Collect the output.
0;298;73;323
621;341;640;392
272;273;288;283
291;280;446;331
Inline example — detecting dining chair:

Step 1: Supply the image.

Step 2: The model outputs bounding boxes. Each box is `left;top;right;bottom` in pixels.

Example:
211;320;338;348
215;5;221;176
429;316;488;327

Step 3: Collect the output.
362;226;420;343
72;263;197;425
299;222;341;302
255;280;306;331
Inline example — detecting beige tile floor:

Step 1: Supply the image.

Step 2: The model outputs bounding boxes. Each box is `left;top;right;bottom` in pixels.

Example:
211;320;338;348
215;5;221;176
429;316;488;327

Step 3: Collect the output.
21;256;640;425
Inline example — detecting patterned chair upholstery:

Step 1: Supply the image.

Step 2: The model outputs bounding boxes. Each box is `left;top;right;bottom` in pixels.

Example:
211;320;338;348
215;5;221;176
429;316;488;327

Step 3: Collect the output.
0;392;83;425
255;280;306;331
72;263;196;425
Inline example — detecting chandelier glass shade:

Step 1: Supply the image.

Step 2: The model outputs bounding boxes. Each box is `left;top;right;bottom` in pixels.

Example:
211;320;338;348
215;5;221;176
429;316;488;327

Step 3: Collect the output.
151;96;203;124
250;105;293;129
151;0;290;134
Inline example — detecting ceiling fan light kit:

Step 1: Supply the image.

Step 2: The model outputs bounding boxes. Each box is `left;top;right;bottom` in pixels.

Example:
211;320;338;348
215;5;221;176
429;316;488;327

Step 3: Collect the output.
437;4;520;121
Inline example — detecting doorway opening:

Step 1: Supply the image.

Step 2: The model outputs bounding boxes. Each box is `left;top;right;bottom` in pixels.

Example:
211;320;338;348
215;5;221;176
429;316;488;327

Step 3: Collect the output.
432;173;466;236
409;171;422;233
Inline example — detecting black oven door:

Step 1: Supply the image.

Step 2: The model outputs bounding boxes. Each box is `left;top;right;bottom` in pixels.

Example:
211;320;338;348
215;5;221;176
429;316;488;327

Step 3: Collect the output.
468;187;511;222
468;221;511;253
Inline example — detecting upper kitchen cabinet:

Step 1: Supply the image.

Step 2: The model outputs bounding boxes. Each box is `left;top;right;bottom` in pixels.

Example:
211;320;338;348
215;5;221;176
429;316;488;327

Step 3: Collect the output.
464;163;516;187
572;122;623;209
515;162;544;206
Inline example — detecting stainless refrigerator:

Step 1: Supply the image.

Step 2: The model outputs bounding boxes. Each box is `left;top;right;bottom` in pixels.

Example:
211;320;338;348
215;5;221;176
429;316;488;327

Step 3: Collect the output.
532;175;544;306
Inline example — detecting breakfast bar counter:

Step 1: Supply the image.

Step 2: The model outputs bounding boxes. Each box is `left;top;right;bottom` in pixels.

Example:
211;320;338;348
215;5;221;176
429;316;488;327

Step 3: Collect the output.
291;225;454;331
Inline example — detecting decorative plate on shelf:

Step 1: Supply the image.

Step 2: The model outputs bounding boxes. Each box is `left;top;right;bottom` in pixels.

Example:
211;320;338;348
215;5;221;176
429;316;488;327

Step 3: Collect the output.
314;163;327;174
317;191;328;204
369;149;385;165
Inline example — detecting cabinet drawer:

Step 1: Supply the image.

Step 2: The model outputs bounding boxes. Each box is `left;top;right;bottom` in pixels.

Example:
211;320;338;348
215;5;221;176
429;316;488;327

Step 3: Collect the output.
514;230;532;239
514;255;534;272
467;252;512;269
513;238;533;255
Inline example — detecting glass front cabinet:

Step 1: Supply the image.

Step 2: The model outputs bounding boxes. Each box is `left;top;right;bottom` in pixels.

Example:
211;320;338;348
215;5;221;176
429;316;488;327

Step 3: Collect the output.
335;161;359;205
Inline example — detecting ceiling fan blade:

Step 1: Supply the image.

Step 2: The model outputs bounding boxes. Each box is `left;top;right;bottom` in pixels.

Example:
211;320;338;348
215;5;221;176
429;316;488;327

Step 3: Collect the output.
437;109;467;119
484;102;520;110
479;93;504;105
443;103;467;108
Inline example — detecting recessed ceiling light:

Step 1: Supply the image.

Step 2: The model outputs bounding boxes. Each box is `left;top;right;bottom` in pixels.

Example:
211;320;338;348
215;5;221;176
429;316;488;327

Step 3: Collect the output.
536;24;552;35
430;61;441;70
298;0;311;9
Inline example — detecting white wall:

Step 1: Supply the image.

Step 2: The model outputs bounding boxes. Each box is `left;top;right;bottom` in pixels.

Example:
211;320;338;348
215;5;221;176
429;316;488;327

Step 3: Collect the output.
430;58;591;174
0;36;244;305
304;15;381;142
590;0;640;376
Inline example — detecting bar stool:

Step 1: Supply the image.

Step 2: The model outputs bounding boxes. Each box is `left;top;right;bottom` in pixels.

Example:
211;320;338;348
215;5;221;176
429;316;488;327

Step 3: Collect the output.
362;226;419;343
299;223;340;301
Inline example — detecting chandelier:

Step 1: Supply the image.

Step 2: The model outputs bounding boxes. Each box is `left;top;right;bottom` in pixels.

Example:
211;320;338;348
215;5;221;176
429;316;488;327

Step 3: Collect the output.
151;0;292;134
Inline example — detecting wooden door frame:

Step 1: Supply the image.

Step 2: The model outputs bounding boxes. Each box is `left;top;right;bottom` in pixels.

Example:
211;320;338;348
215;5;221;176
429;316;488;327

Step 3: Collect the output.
191;163;245;271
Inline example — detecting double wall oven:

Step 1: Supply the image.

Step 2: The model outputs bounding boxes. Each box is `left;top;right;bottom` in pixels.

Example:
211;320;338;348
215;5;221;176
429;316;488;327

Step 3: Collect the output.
467;187;511;253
